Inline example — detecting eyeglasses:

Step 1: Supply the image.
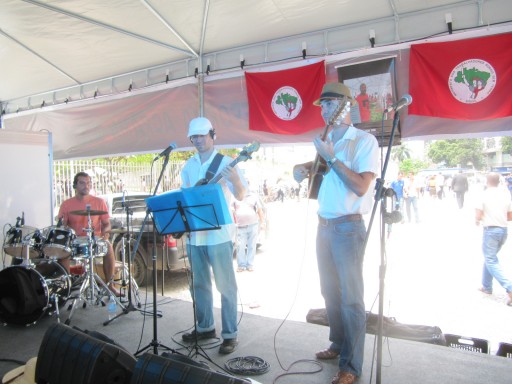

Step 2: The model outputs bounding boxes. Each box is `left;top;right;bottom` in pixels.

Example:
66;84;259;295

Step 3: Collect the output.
189;134;207;141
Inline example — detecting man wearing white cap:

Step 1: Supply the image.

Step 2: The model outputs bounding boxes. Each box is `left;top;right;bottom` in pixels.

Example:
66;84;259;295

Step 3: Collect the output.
294;82;379;384
180;116;246;354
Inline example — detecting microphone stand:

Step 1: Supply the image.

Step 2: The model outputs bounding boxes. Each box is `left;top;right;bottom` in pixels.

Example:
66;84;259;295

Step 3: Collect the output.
362;110;401;384
134;153;178;356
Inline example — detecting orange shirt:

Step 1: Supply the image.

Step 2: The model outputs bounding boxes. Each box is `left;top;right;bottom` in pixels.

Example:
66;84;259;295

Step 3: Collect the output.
58;196;109;237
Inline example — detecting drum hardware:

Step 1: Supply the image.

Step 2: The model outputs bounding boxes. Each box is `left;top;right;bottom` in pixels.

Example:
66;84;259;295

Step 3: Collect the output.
69;209;108;216
64;209;125;325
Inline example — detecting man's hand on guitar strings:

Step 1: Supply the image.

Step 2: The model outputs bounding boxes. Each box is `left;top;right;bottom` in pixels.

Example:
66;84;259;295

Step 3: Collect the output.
313;135;334;162
220;165;239;183
293;164;308;183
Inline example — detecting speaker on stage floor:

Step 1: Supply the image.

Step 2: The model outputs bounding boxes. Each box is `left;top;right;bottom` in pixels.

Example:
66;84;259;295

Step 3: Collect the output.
35;323;136;384
132;352;251;384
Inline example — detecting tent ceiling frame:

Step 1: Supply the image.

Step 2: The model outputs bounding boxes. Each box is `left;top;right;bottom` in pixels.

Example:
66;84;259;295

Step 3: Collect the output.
1;0;504;115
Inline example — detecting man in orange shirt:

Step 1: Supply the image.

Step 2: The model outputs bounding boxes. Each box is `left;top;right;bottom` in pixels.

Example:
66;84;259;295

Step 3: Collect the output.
58;172;120;296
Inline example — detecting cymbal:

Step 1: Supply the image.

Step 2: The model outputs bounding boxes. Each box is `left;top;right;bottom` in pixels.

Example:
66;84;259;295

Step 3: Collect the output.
109;228;127;234
70;209;108;216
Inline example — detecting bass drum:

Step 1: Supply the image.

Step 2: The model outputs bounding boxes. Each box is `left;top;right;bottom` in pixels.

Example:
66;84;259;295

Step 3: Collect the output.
0;260;71;326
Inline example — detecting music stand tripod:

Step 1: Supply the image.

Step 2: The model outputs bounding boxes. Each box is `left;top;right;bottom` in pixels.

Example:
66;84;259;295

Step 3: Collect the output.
144;184;228;362
103;196;144;326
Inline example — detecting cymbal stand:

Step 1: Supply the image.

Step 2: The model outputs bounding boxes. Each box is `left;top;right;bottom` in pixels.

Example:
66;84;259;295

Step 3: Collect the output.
66;212;125;325
103;202;145;326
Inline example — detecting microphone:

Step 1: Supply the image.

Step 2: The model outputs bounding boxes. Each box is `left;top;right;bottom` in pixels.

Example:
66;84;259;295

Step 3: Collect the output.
384;94;413;113
57;216;63;227
122;190;126;208
20;212;25;226
153;142;177;161
86;204;91;212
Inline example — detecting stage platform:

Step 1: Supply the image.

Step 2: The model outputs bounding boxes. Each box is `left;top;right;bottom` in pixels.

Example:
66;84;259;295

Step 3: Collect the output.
1;295;511;384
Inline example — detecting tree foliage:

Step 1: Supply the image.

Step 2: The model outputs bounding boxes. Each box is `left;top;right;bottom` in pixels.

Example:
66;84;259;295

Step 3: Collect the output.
427;139;484;169
391;144;411;163
399;158;429;175
500;136;512;155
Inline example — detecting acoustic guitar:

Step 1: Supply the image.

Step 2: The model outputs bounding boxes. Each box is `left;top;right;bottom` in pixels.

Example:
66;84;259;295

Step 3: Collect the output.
300;101;350;199
194;141;260;186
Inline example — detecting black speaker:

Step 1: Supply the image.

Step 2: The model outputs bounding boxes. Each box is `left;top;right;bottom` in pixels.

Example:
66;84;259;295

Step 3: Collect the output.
131;352;251;384
36;323;136;384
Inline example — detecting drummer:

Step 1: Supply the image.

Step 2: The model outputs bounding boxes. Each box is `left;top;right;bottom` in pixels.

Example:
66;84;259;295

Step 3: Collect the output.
58;171;121;297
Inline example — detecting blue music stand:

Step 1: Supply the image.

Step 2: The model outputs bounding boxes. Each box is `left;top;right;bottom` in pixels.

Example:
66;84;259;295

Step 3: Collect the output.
145;184;232;235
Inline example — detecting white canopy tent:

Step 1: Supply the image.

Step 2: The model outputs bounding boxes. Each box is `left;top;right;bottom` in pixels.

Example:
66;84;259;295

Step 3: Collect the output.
1;0;511;159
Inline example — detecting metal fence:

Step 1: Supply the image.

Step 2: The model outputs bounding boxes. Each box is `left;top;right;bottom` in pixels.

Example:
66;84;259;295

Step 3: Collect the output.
53;159;185;209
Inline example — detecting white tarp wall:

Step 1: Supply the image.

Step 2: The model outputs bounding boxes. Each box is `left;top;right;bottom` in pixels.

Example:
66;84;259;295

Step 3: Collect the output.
0;131;53;269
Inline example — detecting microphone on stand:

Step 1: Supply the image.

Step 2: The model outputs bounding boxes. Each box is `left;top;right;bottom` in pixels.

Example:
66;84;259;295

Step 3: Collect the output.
153;142;177;161
56;216;63;227
384;94;413;113
20;212;25;226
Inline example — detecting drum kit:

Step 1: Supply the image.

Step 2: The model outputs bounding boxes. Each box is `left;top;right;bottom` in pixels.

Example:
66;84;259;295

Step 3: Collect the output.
0;209;140;326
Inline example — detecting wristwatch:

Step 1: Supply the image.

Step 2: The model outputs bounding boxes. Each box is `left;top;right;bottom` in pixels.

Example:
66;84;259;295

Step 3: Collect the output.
326;156;338;168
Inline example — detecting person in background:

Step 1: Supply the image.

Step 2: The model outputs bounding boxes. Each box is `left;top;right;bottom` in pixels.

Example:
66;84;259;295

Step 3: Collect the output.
451;170;469;209
180;116;247;354
404;172;420;223
293;82;379;384
475;173;512;306
390;172;405;223
233;183;265;272
58;172;120;296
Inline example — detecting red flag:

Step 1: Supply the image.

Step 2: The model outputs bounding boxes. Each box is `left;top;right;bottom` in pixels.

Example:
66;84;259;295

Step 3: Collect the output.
409;33;512;120
246;61;325;134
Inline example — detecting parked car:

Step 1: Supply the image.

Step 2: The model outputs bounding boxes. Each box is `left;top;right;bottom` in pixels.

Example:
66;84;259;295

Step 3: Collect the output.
100;192;188;286
100;190;269;285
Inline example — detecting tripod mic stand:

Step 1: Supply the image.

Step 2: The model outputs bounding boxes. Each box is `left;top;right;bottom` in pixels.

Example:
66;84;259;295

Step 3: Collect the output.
103;194;145;326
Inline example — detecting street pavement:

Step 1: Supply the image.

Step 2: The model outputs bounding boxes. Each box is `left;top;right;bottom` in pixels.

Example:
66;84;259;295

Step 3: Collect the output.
159;188;512;354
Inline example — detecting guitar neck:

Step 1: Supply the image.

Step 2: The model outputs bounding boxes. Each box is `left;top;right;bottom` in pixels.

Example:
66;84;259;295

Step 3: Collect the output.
207;157;242;185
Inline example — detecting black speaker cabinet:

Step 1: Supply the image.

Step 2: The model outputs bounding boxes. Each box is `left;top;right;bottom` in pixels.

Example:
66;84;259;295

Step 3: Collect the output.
132;352;251;384
36;323;136;384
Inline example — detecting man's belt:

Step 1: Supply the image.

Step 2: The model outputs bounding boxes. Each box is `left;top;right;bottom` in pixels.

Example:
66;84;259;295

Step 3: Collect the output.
318;214;362;226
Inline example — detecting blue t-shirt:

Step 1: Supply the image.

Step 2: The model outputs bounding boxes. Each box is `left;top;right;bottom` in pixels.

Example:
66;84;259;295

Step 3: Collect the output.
390;179;405;199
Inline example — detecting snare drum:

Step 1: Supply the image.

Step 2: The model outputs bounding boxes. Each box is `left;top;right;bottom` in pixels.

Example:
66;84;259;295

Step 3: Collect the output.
72;237;109;258
2;226;41;258
41;226;75;259
0;260;70;325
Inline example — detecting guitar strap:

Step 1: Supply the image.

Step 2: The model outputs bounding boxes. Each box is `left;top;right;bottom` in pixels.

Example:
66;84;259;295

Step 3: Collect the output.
204;153;224;184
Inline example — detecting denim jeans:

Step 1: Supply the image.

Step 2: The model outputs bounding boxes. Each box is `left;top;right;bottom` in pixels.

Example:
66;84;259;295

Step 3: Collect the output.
405;196;419;223
236;223;258;268
481;227;512;293
188;242;238;339
316;219;366;377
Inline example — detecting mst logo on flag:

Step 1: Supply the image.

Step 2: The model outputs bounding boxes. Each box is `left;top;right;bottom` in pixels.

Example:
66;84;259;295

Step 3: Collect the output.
246;61;325;134
409;33;512;120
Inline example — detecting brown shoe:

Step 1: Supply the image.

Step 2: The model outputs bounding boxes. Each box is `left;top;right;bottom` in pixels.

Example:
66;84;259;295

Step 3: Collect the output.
331;371;358;384
315;348;339;360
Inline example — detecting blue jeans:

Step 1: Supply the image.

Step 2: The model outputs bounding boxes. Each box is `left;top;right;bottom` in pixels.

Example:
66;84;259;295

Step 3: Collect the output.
236;223;258;268
405;196;419;223
188;242;238;339
481;227;512;293
316;219;366;377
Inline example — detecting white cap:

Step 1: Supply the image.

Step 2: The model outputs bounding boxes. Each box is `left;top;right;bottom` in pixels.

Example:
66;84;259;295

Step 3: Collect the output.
188;117;213;137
